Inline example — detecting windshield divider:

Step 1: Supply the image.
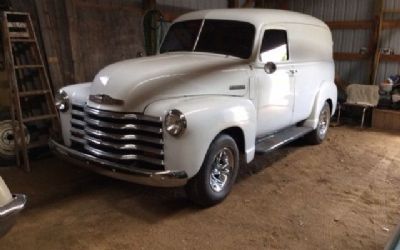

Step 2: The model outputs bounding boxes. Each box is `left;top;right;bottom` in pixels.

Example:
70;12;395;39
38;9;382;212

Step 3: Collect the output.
192;19;205;51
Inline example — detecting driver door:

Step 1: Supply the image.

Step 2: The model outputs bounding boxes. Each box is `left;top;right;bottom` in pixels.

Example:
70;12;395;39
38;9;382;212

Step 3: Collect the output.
255;28;295;137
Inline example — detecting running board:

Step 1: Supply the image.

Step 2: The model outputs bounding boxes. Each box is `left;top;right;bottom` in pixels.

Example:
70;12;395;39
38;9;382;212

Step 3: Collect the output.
255;126;314;154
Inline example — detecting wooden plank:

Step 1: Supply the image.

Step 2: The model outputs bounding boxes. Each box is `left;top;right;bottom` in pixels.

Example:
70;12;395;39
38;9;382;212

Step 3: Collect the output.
326;20;374;30
334;52;371;61
11;38;35;43
65;0;82;82
9;32;30;38
8;22;27;28
380;54;400;62
34;0;65;91
372;0;385;85
14;64;43;69
382;20;400;29
19;90;50;97
383;9;400;13
372;109;400;131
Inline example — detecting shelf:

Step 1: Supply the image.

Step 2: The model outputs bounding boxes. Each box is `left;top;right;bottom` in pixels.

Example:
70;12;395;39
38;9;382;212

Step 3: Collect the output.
380;54;400;62
383;9;400;14
19;90;50;97
334;52;371;61
326;20;374;30
23;114;57;123
382;20;400;29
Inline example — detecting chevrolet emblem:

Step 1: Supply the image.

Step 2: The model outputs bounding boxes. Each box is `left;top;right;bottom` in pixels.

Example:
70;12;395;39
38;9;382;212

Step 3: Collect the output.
89;94;124;106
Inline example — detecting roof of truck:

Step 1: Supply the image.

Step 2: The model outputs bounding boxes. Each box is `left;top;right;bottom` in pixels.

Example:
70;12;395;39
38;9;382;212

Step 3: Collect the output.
175;9;328;29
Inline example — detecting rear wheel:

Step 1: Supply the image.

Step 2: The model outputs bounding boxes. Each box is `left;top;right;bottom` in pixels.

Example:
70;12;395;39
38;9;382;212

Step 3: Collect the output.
185;134;239;207
306;102;331;145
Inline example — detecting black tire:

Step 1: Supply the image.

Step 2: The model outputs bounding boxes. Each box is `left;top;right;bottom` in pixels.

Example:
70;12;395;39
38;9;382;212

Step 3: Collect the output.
306;102;331;145
185;134;239;207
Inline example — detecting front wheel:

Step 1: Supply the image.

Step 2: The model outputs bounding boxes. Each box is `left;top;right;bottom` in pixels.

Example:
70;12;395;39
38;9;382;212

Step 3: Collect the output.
306;102;331;145
185;134;239;207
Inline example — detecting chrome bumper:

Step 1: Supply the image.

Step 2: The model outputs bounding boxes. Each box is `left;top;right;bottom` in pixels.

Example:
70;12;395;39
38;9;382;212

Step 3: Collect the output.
0;194;27;238
49;139;188;187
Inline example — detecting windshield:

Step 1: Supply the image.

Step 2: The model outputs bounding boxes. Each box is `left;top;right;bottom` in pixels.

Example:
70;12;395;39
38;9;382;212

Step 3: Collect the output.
160;19;255;59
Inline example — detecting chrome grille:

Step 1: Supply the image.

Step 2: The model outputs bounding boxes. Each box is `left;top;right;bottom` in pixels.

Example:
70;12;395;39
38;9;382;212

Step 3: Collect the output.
70;104;164;170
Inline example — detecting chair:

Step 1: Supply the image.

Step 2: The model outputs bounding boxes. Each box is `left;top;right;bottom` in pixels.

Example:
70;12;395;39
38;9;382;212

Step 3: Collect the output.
336;84;380;128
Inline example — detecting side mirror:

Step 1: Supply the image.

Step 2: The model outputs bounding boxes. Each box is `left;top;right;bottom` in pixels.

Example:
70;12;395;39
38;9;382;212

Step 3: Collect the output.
264;62;277;74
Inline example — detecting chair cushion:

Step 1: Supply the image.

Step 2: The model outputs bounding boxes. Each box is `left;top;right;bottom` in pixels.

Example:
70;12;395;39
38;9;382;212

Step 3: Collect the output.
346;84;379;107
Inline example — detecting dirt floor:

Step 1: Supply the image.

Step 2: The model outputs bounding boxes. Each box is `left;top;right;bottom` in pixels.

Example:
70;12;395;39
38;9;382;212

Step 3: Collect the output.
0;126;400;250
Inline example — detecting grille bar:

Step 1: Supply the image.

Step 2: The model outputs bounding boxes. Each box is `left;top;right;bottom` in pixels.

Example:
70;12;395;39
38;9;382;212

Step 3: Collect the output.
71;109;84;117
85;106;162;123
69;104;164;169
84;144;164;166
71;118;85;127
84;135;163;155
84;127;163;144
84;116;162;134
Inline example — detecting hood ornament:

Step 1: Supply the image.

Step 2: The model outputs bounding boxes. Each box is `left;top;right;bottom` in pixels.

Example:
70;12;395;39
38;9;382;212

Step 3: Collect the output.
89;94;124;106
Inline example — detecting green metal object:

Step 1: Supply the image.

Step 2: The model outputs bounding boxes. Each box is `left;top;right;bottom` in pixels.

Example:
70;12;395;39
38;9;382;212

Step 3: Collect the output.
143;9;167;56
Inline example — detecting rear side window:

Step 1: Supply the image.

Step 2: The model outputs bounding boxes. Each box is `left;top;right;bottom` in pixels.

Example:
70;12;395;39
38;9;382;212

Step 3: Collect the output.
260;29;289;63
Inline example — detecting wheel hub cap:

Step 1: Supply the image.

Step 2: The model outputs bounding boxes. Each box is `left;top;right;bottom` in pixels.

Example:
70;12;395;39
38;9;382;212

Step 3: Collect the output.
318;108;329;137
209;147;234;192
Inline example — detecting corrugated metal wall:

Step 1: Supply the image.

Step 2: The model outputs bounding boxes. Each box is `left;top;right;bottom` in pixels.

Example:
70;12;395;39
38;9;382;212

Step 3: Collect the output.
264;0;376;84
264;0;400;84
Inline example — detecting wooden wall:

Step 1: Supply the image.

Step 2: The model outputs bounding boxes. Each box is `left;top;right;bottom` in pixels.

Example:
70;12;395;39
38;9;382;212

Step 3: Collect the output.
65;0;145;83
7;0;147;90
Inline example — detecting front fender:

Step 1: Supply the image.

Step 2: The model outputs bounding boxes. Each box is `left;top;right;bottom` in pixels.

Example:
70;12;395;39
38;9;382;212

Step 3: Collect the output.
304;81;337;129
144;96;256;178
59;83;92;146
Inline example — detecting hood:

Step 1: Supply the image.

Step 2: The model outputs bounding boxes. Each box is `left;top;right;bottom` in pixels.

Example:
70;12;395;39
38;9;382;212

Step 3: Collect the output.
88;53;250;112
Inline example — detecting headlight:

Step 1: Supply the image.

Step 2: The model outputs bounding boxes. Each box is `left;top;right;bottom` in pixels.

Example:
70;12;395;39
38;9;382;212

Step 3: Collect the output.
55;89;69;112
164;109;187;137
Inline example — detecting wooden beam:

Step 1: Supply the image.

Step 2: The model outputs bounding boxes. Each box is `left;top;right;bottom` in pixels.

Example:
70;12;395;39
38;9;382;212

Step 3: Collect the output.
326;20;374;30
382;20;400;29
383;9;400;14
380;54;400;62
333;52;371;61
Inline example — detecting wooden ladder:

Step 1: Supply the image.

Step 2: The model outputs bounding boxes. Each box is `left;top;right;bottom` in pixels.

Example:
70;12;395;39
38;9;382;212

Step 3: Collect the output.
2;11;59;171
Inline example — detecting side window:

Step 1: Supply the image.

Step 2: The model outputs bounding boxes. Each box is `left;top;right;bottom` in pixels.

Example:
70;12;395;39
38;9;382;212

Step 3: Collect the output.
260;29;288;63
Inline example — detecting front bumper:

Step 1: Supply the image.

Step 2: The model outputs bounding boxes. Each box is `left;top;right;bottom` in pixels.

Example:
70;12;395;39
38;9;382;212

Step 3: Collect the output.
49;139;188;187
0;194;27;237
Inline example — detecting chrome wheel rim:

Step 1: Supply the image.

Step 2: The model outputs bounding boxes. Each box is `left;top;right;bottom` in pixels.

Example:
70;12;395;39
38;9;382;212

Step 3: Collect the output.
209;147;234;193
318;107;329;138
